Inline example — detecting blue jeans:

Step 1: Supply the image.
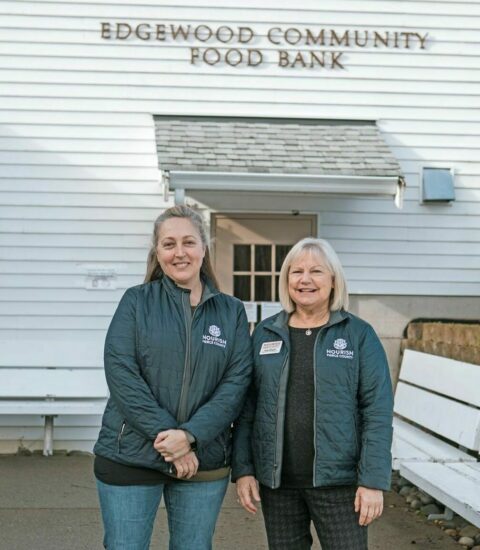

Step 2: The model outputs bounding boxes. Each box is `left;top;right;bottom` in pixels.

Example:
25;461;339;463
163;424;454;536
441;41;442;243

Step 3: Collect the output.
97;477;229;550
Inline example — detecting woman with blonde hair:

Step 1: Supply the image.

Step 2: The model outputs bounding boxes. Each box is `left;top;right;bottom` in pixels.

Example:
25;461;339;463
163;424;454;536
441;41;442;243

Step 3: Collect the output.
233;237;393;550
94;205;252;550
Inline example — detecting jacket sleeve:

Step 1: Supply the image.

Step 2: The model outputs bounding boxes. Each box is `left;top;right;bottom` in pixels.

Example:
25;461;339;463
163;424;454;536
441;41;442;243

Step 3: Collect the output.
104;287;178;440
179;304;253;448
231;380;257;481
357;324;394;491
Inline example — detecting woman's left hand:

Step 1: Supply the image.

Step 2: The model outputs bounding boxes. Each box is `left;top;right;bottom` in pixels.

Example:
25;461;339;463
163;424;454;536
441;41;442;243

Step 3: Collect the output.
173;452;199;479
354;486;383;526
154;429;191;461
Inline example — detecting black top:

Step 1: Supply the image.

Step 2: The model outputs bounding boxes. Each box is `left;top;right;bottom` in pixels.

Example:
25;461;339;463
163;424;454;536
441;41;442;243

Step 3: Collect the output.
94;454;177;485
281;325;322;488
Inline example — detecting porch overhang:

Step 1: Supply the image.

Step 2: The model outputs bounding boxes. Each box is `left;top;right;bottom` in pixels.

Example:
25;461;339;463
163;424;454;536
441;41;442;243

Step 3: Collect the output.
154;116;406;208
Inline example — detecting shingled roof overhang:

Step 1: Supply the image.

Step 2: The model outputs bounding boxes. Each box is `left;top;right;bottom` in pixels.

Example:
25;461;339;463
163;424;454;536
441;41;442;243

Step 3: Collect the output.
154;116;405;207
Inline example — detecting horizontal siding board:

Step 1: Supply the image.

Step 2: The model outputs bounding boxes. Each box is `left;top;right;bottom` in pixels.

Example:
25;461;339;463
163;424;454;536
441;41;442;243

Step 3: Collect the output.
0;166;159;179
14;0;479;13
331;240;480;255
0;180;166;194
0;220;152;234
344;267;480;283
5;69;480;94
0;274;142;288
0;234;151;247
0;261;144;276
2;99;480;122
0;206;163;221
0;69;480;98
4;85;480;109
0;317;110;329
321;226;480;242
0;288;126;302
0;125;154;139
3;3;480;25
0;138;155;154
0;110;153;125
0;151;157;166
0;301;117;316
318;212;480;229
0;247;148;261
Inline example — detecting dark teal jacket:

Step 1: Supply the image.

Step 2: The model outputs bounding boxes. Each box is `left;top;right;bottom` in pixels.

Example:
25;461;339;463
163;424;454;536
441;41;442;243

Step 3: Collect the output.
232;310;393;490
94;275;252;473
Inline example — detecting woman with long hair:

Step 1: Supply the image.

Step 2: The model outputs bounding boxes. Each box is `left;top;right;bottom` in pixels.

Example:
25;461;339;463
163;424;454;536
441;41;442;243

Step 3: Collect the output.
94;205;252;550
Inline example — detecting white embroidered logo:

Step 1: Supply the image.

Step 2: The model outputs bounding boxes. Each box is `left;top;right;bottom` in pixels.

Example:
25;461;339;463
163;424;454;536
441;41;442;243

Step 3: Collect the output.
209;325;221;337
333;338;347;350
327;338;354;360
203;325;227;348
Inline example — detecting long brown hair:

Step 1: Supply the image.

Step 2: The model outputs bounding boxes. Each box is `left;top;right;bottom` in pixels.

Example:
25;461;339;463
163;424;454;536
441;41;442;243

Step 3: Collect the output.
144;205;219;289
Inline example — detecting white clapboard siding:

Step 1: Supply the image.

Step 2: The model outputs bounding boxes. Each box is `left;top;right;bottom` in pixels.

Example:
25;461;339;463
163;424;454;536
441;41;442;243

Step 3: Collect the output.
1;0;480;451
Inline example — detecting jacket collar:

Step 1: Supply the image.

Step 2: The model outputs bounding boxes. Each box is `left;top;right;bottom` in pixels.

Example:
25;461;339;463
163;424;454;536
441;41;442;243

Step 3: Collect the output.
160;274;219;305
265;308;348;340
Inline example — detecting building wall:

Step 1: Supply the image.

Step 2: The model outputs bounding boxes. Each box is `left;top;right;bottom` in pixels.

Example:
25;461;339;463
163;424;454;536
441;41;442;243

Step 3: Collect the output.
0;0;479;451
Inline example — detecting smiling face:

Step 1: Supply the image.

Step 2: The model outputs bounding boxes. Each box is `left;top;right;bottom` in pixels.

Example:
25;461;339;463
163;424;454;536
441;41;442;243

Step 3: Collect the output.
287;250;334;312
156;217;206;289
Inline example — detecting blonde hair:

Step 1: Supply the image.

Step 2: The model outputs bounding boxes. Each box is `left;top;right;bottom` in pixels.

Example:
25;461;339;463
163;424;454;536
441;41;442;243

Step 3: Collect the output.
278;238;348;313
144;205;219;289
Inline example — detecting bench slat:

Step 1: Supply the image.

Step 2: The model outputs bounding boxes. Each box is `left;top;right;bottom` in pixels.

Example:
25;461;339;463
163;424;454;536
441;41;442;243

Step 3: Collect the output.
394;381;480;451
0;339;104;368
0;369;108;398
392;417;476;469
400;461;480;528
0;400;107;415
400;350;480;407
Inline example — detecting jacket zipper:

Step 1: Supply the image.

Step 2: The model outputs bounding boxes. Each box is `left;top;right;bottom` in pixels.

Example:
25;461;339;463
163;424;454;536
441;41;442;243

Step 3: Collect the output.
312;330;322;487
117;421;126;453
177;292;198;424
272;353;289;488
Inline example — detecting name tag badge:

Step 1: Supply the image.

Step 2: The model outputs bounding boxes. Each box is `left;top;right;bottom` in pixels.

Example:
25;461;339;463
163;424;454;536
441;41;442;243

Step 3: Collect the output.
260;341;283;355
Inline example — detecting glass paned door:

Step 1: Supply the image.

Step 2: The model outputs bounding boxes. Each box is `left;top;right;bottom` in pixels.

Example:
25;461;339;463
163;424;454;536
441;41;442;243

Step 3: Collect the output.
213;214;317;309
233;244;293;302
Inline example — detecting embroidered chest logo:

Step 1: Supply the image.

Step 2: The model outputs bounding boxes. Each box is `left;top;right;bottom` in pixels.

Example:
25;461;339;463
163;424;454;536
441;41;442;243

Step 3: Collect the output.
203;325;227;348
326;338;354;359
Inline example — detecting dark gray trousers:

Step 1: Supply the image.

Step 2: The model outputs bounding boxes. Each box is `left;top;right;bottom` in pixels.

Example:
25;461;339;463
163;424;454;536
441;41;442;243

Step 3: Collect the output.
259;484;368;550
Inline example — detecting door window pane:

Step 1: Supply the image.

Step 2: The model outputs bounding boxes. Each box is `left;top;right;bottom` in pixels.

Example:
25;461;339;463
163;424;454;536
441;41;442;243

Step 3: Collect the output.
255;245;271;272
254;275;272;301
233;275;251;301
275;245;292;272
275;275;280;302
234;244;251;271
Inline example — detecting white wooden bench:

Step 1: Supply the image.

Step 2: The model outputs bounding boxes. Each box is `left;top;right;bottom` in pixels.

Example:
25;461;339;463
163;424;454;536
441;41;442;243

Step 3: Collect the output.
392;349;480;527
0;338;108;456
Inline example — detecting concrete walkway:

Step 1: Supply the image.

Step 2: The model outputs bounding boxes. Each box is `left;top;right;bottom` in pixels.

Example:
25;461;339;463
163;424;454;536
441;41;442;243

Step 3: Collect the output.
0;454;459;550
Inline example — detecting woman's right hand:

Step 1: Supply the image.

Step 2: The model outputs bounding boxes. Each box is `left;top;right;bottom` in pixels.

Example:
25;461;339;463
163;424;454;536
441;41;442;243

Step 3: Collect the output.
236;475;261;514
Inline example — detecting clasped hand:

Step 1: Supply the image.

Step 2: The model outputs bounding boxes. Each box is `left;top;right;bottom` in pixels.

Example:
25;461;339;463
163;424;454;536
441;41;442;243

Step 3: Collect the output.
153;429;198;479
